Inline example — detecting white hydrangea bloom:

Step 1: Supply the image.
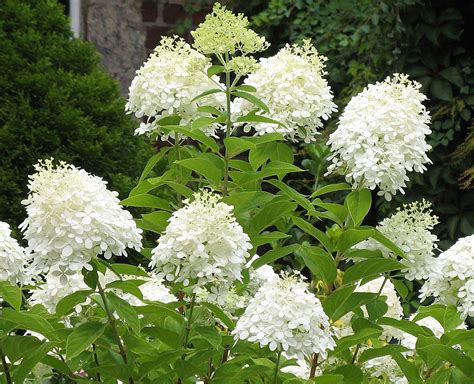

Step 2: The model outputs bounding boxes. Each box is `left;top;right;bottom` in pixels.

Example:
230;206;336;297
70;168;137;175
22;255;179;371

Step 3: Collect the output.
363;355;407;384
150;190;251;289
0;221;32;285
327;73;431;200
356;277;404;341
126;36;225;138
356;200;439;280
281;356;316;379
29;270;89;313
233;40;337;143
420;235;474;318
20;159;142;273
233;273;335;359
400;314;466;352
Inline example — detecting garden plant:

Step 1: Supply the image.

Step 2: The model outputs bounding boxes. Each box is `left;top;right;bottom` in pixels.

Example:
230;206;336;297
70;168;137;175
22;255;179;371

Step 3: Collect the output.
1;4;474;383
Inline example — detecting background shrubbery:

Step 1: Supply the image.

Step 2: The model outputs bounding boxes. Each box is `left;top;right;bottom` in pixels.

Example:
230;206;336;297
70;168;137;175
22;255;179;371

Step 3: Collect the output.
0;0;152;228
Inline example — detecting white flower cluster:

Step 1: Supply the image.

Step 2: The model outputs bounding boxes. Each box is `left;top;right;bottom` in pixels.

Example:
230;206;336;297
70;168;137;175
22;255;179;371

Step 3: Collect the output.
358;200;439;280
356;277;404;341
126;36;225;138
29;271;89;313
20;159;142;273
233;40;337;143
0;221;32;285
150;190;251;289
124;274;176;306
420;235;474;318
363;355;407;384
233;273;335;359
327;73;431;200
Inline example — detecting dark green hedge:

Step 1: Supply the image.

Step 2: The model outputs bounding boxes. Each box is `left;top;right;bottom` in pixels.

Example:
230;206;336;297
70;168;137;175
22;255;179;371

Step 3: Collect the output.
0;0;152;228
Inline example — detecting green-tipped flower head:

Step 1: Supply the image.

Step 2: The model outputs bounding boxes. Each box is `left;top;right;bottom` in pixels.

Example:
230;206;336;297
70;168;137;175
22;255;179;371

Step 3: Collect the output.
191;3;269;56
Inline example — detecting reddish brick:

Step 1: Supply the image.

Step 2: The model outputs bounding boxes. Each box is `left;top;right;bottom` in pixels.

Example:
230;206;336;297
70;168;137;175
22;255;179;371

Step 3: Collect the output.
146;26;170;49
163;3;186;24
142;1;158;22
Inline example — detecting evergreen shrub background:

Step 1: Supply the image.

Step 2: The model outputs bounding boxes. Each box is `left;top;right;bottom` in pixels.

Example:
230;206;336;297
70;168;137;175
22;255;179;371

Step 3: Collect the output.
0;0;152;228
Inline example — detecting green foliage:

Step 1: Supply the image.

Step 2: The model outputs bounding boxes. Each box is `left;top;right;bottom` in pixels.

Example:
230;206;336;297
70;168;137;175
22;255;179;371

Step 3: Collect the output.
0;0;152;228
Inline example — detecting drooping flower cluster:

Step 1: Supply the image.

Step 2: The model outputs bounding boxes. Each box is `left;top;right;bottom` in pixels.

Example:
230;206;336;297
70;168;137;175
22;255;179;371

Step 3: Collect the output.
356;277;404;341
233;40;337;143
0;221;32;285
20;159;142;273
357;200;439;280
420;235;474;318
150;190;252;289
233;272;335;359
327;73;432;200
126;36;225;137
191;3;268;57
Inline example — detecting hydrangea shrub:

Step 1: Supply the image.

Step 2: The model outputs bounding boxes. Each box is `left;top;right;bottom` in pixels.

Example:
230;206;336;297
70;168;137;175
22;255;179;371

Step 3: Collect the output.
1;4;473;384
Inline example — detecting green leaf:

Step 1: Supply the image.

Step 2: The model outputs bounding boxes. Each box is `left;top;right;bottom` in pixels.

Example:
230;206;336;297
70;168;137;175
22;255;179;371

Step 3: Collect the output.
1;335;44;363
137;211;171;234
299;245;337;284
207;65;225;77
251;231;291;247
267;180;314;214
439;67;463;88
223;191;274;215
121;194;171;211
190;326;222;349
392;353;423;383
331;328;382;356
107;292;140;335
232;91;270;113
138;147;170;182
338;227;404;257
345;189;371;226
310;183;352;198
164;125;220;152
331;365;363;384
233;84;257;92
252;244;300;269
249;198;297;234
419;345;474;378
430;79;453;101
2;308;56;338
377;317;432;337
191;88;223;102
157;114;181;126
324;289;380;321
292;216;332;253
343;259;404;283
66;322;105;359
312;374;345;383
110;264;149;277
106;280;144;300
56;290;93;317
13;341;54;383
224;137;256;158
200;302;234;330
177;155;224;185
236;113;283;126
359;345;410;363
0;281;22;310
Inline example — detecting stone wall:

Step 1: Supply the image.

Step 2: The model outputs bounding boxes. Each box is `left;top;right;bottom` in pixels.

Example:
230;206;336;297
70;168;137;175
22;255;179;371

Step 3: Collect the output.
82;0;210;95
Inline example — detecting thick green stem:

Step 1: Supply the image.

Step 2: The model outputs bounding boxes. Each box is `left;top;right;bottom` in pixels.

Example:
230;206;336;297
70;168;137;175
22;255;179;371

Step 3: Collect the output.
174;133;182;207
0;348;12;384
97;281;134;384
274;350;282;384
222;55;232;196
183;293;197;348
